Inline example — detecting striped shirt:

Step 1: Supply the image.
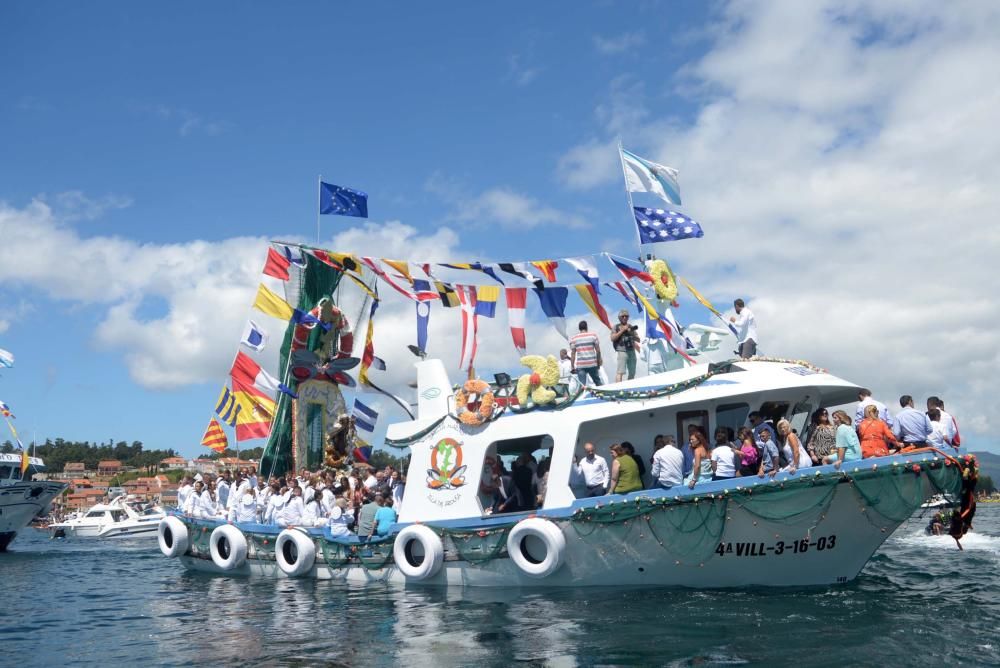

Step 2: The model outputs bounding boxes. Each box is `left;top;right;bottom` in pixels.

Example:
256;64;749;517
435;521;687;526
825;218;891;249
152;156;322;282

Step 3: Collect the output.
569;332;601;368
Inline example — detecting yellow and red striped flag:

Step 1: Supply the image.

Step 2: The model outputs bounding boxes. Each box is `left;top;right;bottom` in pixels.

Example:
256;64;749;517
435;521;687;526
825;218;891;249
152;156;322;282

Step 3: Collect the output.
201;417;229;453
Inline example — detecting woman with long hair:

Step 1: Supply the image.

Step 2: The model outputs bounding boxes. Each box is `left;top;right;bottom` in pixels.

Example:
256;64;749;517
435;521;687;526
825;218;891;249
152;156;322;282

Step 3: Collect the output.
806;408;837;465
685;432;713;488
824;410;862;468
777;419;812;473
858;404;899;458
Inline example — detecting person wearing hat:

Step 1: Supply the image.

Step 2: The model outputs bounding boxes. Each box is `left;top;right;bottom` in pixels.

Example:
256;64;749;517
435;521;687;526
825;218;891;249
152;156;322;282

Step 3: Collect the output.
610;309;640;381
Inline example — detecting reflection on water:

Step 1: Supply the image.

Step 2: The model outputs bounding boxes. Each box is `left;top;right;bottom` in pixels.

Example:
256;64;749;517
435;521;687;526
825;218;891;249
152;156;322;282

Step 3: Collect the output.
4;508;999;667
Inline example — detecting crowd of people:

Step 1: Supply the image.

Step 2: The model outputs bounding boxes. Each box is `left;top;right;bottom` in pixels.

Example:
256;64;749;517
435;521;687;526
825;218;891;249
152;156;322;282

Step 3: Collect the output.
177;464;406;540
571;391;961;495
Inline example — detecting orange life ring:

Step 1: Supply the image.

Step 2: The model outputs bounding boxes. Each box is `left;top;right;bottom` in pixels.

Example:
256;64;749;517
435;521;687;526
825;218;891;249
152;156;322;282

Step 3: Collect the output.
454;379;495;426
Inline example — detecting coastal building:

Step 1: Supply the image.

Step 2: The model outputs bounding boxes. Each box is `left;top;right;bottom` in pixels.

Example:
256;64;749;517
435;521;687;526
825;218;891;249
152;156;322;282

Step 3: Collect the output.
97;460;123;476
160;457;188;470
190;459;218;476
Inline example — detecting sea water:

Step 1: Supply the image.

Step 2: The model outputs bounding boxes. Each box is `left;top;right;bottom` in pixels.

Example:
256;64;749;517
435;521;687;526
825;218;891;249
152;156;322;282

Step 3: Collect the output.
3;506;998;667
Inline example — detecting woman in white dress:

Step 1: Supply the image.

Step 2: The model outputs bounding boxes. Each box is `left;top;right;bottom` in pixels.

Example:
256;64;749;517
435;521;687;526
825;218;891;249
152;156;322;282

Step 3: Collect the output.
264;484;287;525
301;491;328;527
327;498;355;538
182;481;205;516
277;487;304;527
777;419;812;472
229;485;258;523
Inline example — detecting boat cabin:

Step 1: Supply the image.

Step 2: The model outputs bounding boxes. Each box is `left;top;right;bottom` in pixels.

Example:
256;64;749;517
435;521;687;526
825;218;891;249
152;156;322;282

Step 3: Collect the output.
0;453;46;486
391;359;860;524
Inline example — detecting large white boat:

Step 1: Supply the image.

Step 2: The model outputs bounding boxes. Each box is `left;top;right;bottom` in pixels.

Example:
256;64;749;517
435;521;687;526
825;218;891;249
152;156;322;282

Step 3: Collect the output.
156;240;979;586
159;350;978;587
50;494;165;539
0;453;67;551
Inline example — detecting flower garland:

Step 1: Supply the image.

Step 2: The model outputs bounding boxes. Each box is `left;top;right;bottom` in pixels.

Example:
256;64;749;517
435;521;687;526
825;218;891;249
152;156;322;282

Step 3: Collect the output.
743;356;828;373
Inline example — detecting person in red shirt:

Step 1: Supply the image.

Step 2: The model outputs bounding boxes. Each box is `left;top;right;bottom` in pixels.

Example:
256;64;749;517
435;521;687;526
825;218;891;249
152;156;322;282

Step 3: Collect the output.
858;404;899;458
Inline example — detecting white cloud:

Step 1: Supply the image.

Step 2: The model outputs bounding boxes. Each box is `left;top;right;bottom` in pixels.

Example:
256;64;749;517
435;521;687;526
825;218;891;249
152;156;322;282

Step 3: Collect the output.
507;54;541;86
136;103;229;137
593;31;646;55
0;199;271;388
427;175;592;230
559;0;1000;445
0;203;582;406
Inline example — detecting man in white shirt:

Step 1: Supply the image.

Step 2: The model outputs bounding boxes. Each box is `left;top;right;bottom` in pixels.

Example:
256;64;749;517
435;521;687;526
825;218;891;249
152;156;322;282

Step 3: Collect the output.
216;472;230;508
650;439;684;489
927;396;959;446
558;349;572;382
855;389;894;429
729;298;758;359
573;442;609;497
363;471;378;491
176;477;193;510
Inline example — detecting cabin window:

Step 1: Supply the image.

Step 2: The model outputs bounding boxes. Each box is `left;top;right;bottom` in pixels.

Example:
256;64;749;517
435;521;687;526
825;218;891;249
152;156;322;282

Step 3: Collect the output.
676;410;710;444
0;465;13;480
715;403;750;434
479;434;553;516
790;401;813;442
86;511;105;518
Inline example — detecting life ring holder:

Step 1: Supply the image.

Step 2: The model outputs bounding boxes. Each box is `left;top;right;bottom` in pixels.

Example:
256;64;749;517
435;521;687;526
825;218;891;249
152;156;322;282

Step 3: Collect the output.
454;378;496;427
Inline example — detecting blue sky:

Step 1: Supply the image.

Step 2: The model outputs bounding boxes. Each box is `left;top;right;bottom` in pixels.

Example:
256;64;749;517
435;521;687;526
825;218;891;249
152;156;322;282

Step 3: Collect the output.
2;1;998;457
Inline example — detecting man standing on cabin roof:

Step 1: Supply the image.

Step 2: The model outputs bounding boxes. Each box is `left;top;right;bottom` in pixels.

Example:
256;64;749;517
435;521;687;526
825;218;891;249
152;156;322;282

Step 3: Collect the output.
855;389;894;430
570;321;603;387
894;395;932;448
729;298;758;359
610;309;640;382
574;443;609;498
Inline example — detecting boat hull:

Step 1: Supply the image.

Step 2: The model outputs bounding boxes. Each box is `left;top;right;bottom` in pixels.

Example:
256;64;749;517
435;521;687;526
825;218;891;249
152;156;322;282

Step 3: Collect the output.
0;481;67;551
167;452;964;588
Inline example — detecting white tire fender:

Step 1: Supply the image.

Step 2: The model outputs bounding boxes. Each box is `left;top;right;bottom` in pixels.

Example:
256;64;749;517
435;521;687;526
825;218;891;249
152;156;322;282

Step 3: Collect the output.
210;524;248;570
275;528;316;577
158;516;189;558
392;525;444;581
507;518;566;578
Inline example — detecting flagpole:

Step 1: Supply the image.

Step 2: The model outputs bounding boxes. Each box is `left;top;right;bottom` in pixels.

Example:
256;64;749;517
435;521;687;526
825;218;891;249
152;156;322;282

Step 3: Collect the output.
317;174;322;244
617;140;643;261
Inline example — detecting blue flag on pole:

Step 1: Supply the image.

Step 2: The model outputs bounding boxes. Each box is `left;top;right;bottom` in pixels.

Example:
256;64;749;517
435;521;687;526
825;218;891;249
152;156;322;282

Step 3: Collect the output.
634;207;703;244
353;399;378;433
320;182;368;218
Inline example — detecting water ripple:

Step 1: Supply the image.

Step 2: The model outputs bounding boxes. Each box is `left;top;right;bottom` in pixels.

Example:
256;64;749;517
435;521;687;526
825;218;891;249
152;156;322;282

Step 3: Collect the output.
1;508;998;667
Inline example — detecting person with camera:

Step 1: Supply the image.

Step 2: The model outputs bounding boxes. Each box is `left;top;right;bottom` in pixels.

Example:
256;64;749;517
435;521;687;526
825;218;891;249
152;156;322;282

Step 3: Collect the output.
611;309;640;381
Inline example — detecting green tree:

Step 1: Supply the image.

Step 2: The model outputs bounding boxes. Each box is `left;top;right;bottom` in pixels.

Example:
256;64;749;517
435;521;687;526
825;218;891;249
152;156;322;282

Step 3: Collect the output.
979;475;996;494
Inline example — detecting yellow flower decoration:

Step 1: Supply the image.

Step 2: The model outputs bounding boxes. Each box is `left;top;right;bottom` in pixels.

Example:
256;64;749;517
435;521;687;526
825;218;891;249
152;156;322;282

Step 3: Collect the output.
648;258;678;303
515;355;560;407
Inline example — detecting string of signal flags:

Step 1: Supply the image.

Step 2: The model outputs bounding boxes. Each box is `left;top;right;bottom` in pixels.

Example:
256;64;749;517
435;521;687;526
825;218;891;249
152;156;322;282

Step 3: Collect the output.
255;240;738;374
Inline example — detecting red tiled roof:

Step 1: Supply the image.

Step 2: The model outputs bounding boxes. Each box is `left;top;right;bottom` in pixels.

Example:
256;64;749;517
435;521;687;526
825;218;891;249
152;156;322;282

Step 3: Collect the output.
98;460;122;468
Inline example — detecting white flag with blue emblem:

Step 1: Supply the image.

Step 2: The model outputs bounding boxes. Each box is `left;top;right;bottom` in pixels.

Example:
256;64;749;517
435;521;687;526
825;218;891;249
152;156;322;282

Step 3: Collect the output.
240;320;269;352
621;148;682;205
634;207;704;244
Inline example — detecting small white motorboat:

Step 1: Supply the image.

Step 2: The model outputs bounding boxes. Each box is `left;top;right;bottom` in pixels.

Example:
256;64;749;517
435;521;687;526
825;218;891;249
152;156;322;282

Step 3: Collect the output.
50;494;165;539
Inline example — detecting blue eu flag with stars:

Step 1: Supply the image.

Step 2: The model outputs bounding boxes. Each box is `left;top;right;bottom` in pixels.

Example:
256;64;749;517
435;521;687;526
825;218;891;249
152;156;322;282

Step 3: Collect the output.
320;182;368;218
634;207;703;244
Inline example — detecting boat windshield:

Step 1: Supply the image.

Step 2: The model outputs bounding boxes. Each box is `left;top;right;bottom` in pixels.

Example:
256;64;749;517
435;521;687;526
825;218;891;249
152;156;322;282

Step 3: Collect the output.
85;511;106;518
0;465;17;481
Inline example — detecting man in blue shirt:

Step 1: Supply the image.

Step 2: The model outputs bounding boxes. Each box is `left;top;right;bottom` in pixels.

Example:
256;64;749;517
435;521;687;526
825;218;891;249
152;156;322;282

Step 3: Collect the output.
855;389;894;429
893;394;932;447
